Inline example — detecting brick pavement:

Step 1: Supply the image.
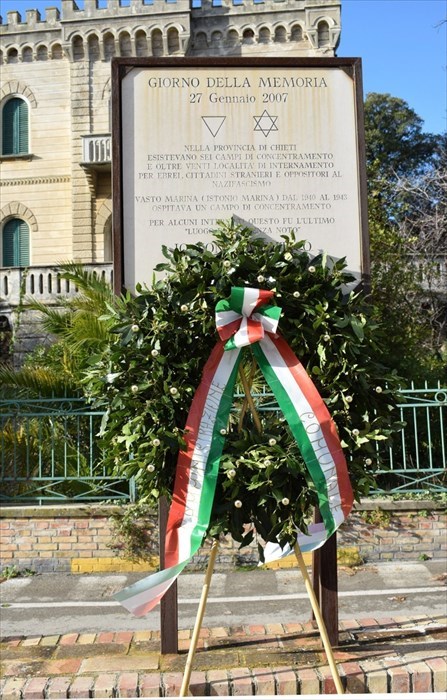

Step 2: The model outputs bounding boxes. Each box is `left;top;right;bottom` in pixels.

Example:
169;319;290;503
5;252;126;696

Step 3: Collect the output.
0;614;446;697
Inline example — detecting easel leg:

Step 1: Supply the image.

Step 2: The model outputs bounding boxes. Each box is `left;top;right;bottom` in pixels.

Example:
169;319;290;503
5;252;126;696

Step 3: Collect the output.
180;539;219;697
294;543;344;695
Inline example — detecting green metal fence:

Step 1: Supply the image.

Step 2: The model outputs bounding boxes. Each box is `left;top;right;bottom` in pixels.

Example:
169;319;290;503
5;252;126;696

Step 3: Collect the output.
0;384;445;502
373;381;446;493
0;397;135;504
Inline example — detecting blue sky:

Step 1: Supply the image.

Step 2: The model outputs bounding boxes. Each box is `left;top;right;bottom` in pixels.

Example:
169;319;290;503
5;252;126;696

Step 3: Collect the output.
1;0;446;133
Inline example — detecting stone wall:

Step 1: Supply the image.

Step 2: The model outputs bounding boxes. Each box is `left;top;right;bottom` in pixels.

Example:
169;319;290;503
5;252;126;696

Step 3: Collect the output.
1;500;445;575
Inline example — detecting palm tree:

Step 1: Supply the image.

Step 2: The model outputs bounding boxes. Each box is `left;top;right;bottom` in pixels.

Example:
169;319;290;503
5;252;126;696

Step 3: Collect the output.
0;263;121;398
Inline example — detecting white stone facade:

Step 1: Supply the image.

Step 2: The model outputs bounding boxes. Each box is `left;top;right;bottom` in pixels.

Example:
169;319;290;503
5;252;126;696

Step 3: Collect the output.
0;0;341;264
0;0;341;360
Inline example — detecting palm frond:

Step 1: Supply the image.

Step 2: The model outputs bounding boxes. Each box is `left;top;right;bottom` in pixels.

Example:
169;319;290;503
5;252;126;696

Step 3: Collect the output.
0;364;78;398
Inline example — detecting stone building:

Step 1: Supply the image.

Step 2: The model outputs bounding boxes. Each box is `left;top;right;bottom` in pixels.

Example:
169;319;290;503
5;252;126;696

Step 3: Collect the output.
0;0;341;361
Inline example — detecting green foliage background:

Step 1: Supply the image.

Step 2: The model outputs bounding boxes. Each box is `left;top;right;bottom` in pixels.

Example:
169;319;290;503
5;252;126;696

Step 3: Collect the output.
85;221;403;551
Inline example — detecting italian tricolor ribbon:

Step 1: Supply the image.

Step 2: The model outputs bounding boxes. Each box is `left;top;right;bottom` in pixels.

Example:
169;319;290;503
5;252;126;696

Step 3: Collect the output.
115;287;353;616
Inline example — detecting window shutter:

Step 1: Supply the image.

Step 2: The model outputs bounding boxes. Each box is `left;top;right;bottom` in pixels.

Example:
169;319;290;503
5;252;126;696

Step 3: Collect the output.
17;100;29;153
2;222;15;266
2;98;29;155
2;219;30;267
17;220;30;265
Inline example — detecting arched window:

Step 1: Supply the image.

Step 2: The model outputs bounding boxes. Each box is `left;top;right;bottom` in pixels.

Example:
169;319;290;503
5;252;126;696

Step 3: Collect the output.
135;30;148;57
274;26;287;43
151;29;164;57
2;97;29;156
2;219;30;267
167;28;180;54
318;21;330;47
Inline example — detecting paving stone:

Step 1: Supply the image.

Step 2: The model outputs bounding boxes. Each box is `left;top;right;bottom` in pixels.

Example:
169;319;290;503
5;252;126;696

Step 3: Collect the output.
426;657;447;692
22;677;48;699
80;653;159;673
274;668;298;694
96;632;115;644
42;658;82;675
139;673;162;697
77;633;96;645
117;672;139;698
366;669;388;695
163;671;183;697
410;660;433;693
39;636;60;647
133;630;152;642
296;667;320;694
388;664;411;693
0;677;28;699
229;667;253;696
68;676;94;699
46;677;72;699
114;631;134;645
1;660;44;678
319;664;339;694
208;627;228;637
54;642;128;659
21;637;41;647
251;667;276;695
188;670;207;697
59;634;78;646
341;660;366;693
264;623;284;635
207;670;229;696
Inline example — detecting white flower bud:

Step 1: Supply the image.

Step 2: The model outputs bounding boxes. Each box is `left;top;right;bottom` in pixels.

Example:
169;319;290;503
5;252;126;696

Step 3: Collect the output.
220;428;227;435
308;266;316;273
151;349;159;357
131;385;139;394
352;429;360;437
365;458;373;466
180;304;188;312
268;438;277;446
152;438;161;447
146;464;155;473
223;260;231;268
234;500;243;509
375;386;383;393
346;395;353;403
228;469;236;478
131;324;139;332
293;291;300;298
264;460;271;468
281;497;290;506
257;275;265;283
323;334;330;342
170;387;178;396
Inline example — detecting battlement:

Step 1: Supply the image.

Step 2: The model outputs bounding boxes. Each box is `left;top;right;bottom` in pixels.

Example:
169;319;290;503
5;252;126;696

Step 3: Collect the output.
1;0;340;59
1;0;341;28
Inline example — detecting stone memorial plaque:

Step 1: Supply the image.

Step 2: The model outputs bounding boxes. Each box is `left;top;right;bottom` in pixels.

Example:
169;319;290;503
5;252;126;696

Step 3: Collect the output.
113;58;368;291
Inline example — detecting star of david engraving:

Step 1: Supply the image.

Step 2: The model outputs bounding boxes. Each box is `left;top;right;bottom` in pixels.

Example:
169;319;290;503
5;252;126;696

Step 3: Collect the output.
253;110;278;137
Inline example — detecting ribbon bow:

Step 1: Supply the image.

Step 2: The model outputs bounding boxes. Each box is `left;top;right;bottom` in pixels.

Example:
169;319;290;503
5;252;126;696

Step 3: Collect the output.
216;287;281;349
116;287;353;617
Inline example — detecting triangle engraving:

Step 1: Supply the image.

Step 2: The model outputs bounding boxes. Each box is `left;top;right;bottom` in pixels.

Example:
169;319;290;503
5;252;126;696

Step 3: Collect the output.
202;116;226;138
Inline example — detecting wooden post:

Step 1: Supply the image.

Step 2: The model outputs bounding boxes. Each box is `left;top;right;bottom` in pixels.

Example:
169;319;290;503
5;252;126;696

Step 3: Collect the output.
320;531;339;646
180;539;219;697
294;543;344;695
159;496;178;654
312;508;339;645
311;508;322;621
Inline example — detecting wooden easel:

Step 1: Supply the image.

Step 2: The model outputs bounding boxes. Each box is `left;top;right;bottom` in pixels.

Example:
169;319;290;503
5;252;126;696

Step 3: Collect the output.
179;362;345;696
